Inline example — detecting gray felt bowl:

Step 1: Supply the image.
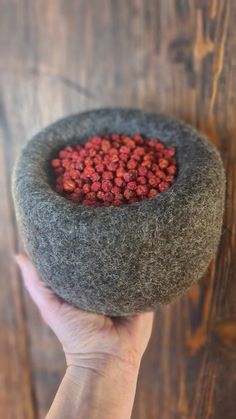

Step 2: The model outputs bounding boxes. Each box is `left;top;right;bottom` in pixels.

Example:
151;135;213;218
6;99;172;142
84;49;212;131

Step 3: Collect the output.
12;108;226;316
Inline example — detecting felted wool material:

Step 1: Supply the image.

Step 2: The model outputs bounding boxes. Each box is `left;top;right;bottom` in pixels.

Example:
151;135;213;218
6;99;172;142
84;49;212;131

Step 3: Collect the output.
12;109;226;316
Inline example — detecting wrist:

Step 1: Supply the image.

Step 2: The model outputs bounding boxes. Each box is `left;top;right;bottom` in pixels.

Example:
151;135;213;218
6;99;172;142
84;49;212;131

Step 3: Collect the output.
65;361;139;418
66;353;140;383
65;350;141;375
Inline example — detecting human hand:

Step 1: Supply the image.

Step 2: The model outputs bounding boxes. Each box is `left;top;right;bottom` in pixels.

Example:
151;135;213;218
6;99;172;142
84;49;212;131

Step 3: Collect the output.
15;254;154;374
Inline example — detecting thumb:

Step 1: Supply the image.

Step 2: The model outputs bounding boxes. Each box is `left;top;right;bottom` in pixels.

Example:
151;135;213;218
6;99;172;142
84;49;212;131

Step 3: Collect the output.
14;254;62;322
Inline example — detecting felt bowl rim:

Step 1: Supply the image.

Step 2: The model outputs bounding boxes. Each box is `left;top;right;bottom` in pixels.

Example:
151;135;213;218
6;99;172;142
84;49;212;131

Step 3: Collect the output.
14;108;215;221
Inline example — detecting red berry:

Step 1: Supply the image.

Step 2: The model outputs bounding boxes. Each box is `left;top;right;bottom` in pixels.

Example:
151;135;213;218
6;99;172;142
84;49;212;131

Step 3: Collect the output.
91;182;101;192
148;189;158;198
106;162;118;172
127;159;137;170
114;192;123;201
123;172;132;183
63;172;71;180
136;185;148;196
80;148;88;157
59;150;68;159
143;152;153;161
124;189;135;200
83;183;91;194
166;165;176;175
137;176;147;185
151;163;159;172
123;137;135;149
75;162;84;171
62;159;71;169
128;197;139;204
155;168;166;179
103;192;114;202
158;158;169;169
132;153;142;162
71;151;80;160
65;146;74;152
125;170;137;181
84;157;93;166
138;166;148;176
110;154;119;163
158;181;169;192
101;139;111;152
103;155;110;164
63;179;76;192
120;145;130;154
113;199;123;206
111;134;120;141
74;187;83;196
109;147;118;155
127;182;137;191
84;166;95;177
102;171;113;180
166;175;174;183
133;134;144;144
114;177;124;187
147;139;157;148
85;142;93;149
141;160;152;169
75;179;83;188
56;174;63;184
91;172;100;182
51;159;61;168
69;170;80;179
165;146;176;157
119;153;129;162
89;148;97;157
116;167;126;178
54;167;64;175
153;141;164;151
147;170;155;179
134;146;145;156
95;163;105;173
90;136;101;145
111;186;121;195
102;180;113;192
86;192;97;201
148;177;160;187
97;191;105;200
55;184;64;193
94;155;103;165
80;173;88;181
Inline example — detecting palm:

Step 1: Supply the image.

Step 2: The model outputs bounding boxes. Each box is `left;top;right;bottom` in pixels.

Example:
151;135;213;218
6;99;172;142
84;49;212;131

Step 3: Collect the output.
16;254;153;369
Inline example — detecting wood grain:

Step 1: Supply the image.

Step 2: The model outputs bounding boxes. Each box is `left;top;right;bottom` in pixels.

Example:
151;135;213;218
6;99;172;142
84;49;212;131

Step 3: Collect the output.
0;0;235;418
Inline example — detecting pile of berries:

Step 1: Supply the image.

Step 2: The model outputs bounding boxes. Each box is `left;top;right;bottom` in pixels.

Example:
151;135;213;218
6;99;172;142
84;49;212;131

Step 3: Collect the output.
51;134;177;207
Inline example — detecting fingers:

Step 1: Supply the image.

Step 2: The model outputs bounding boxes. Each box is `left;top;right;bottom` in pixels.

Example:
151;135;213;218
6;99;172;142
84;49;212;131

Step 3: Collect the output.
135;311;154;337
14;253;62;318
122;311;154;340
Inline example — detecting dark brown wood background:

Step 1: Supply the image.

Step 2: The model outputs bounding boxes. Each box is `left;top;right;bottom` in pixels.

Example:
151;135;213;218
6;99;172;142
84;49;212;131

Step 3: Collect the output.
0;1;236;418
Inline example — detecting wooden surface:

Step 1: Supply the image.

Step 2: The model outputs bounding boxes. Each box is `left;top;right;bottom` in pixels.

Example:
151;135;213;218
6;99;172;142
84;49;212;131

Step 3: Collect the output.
0;1;236;418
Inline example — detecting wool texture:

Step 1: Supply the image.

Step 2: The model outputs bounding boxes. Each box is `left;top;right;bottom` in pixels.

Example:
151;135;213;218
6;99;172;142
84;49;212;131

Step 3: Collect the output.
12;109;226;316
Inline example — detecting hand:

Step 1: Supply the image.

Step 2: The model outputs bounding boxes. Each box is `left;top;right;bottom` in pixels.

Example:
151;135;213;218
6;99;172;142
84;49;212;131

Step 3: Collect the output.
15;254;154;373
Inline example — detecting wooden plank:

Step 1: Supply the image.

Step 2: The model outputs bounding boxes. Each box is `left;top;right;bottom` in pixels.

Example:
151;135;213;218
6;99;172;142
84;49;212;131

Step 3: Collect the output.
0;99;34;417
0;70;68;419
0;0;236;418
132;1;236;418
